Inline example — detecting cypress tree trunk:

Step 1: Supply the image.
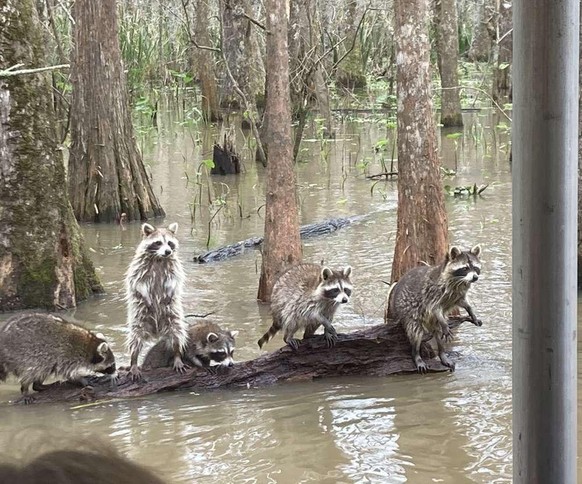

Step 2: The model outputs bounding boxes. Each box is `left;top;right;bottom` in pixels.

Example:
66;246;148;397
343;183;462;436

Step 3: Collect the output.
0;0;102;311
391;0;449;282
492;0;512;101
436;0;464;127
195;0;221;122
68;0;165;223
257;0;302;302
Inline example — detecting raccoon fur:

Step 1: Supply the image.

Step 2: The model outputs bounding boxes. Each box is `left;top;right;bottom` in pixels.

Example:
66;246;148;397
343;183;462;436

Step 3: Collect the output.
125;222;189;381
143;321;237;372
258;263;353;351
0;313;116;404
387;245;482;373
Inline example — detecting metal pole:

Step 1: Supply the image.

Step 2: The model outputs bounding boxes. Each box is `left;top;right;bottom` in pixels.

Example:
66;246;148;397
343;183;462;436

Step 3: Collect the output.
513;1;578;482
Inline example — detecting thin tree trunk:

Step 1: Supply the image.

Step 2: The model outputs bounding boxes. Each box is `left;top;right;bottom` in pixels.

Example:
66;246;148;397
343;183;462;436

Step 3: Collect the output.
467;0;495;62
0;0;102;311
391;0;449;282
257;0;302;301
492;0;512;102
436;0;463;127
68;0;165;223
578;4;582;285
195;0;222;122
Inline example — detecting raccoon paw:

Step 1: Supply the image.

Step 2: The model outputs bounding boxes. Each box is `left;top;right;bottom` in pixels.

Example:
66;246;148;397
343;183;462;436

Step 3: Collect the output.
442;328;454;342
18;395;36;405
415;360;428;374
439;354;456;371
286;338;301;351
128;365;143;382
472;318;483;327
205;366;218;375
323;331;338;348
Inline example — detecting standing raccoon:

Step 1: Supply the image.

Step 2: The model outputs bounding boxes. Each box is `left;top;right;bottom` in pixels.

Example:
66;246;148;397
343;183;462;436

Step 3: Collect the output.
387;245;482;373
258;263;353;350
125;222;188;381
0;313;116;403
143;321;237;372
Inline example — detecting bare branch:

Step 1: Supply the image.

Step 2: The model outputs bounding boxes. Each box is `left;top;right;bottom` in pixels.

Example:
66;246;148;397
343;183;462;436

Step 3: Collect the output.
0;64;70;77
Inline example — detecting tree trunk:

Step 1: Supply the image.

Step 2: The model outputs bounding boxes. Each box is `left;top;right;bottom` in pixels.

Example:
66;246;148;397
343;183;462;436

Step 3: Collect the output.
391;0;449;282
11;317;475;405
221;0;265;111
436;0;463;127
0;0;102;311
578;4;582;286
68;0;165;223
288;0;334;161
492;0;512;102
467;0;495;62
195;0;222;122
335;0;366;89
257;0;302;302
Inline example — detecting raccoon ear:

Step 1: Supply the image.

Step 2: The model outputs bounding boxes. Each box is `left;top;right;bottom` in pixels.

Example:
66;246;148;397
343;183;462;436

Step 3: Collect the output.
448;246;462;260
321;267;333;280
95;332;105;340
142;223;155;236
470;244;481;257
343;266;352;277
228;330;239;339
207;332;219;343
168;222;179;235
97;341;109;356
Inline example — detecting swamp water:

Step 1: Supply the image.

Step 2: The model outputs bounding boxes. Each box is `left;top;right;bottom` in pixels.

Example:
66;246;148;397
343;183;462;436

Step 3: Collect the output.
0;111;577;483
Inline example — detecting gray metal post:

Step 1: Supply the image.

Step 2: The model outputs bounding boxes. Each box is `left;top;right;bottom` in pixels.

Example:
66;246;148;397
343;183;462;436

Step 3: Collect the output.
513;1;578;482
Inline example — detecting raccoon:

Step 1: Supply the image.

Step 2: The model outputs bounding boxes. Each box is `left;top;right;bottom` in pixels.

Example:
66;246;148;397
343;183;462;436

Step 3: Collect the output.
0;313;116;404
387;245;482;373
143;321;237;372
258;263;353;351
125;222;189;381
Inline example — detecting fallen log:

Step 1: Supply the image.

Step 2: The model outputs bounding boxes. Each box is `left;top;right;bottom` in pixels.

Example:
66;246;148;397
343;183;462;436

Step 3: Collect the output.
3;317;477;406
193;215;366;263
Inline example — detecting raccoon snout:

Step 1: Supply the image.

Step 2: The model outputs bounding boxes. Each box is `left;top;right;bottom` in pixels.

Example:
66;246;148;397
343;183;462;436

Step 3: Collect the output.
341;296;348;303
103;364;117;374
472;274;479;282
164;249;172;256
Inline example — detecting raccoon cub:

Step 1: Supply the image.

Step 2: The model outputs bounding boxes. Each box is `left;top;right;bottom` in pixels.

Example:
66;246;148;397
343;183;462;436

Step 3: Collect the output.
0;313;116;404
258;263;353;351
125;222;189;381
143;321;237;372
387;245;482;373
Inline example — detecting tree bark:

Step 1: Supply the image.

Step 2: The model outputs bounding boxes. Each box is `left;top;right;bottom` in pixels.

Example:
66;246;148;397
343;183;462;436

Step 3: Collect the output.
335;0;366;89
257;0;302;302
195;0;222;122
467;0;495;62
8;317;475;406
492;0;512;102
436;0;464;127
68;0;165;223
391;0;449;282
578;4;582;286
0;0;102;311
221;0;265;111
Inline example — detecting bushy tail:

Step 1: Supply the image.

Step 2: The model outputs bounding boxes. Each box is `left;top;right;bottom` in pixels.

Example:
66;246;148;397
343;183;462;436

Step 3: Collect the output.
258;325;279;349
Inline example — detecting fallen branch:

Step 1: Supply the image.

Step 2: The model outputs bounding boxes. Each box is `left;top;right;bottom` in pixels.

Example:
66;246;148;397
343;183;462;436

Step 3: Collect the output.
193;215;366;263
3;317;478;406
366;172;398;179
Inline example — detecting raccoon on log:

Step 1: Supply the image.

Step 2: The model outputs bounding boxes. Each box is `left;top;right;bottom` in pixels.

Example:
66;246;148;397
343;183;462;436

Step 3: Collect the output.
387;245;483;373
0;313;116;404
125;222;189;381
143;321;237;372
258;263;353;351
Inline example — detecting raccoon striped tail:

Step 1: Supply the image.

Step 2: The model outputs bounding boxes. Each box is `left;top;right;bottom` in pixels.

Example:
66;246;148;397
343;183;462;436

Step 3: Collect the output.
258;325;279;349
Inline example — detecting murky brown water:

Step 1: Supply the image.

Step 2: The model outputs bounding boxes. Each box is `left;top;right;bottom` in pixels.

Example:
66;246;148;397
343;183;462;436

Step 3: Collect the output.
0;110;576;483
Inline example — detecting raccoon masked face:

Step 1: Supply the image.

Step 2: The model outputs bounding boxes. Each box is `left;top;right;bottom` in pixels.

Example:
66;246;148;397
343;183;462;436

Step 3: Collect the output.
319;266;353;304
446;245;482;285
206;331;237;368
91;339;117;375
139;223;179;258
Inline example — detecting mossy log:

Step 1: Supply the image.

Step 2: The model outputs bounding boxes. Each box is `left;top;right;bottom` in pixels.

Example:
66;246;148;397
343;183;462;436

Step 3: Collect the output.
194;215;366;263
4;317;477;406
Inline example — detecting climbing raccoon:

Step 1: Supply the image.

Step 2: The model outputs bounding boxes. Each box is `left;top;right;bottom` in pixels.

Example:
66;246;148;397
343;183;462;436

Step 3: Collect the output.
258;263;353;351
387;245;482;373
125;222;189;381
143;321;237;372
0;313;116;404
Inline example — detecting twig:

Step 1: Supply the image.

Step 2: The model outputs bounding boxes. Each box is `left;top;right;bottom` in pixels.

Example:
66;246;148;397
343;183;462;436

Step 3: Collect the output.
242;12;267;31
184;311;217;318
0;64;70;77
366;172;398;179
332;6;370;71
